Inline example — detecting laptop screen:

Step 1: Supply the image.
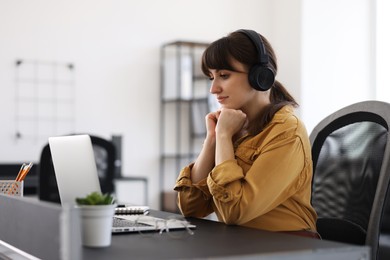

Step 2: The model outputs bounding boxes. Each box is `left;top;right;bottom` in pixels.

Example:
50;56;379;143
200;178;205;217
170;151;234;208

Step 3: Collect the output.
49;135;102;206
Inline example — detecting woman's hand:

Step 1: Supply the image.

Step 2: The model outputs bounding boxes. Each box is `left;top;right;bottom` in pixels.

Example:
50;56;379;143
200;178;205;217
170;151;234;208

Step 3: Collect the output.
213;108;247;165
216;108;247;139
191;111;220;183
205;111;220;140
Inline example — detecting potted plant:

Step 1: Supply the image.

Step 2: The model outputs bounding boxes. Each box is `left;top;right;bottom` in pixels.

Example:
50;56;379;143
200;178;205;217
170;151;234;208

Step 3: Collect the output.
76;192;117;248
76;191;115;206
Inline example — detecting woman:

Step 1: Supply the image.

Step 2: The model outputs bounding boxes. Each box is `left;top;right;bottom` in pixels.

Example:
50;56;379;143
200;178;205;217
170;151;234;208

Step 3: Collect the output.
174;29;318;238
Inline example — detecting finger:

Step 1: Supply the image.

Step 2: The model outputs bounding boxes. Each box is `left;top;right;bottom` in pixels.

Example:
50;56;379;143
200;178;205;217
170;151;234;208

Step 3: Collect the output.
215;110;221;119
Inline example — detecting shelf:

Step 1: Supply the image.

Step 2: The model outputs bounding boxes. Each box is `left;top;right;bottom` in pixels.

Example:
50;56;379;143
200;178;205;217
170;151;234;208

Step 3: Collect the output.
160;41;210;212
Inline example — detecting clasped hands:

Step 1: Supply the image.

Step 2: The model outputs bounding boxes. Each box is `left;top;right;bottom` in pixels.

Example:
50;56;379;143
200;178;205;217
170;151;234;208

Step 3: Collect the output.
206;108;248;139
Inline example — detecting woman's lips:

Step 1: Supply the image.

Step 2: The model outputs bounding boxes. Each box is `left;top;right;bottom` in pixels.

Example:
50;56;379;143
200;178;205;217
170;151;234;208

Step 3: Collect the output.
217;96;228;103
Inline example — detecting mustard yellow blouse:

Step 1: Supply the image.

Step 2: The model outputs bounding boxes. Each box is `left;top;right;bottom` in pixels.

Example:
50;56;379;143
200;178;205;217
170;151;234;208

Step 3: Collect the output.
174;106;317;232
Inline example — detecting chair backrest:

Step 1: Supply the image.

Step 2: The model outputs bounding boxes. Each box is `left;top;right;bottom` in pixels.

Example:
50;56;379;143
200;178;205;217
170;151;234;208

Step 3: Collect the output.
38;134;116;203
309;100;390;260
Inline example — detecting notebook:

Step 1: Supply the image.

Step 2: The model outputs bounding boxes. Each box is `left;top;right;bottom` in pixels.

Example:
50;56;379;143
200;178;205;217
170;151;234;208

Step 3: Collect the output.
49;134;195;233
115;205;150;215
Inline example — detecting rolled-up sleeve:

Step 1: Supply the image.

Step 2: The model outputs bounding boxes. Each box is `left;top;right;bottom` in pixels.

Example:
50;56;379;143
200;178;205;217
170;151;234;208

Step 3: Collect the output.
174;164;193;189
207;160;244;203
174;164;213;217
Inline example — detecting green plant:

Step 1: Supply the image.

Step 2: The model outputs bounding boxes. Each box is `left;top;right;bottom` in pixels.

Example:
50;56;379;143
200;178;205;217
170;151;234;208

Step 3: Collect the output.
76;191;115;205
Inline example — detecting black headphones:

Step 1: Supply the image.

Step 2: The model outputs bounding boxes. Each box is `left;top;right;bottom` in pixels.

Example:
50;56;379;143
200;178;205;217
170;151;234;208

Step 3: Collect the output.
236;29;275;91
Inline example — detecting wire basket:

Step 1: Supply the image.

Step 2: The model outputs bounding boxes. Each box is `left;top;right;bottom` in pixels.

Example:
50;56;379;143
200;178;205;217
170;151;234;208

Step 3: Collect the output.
0;180;23;196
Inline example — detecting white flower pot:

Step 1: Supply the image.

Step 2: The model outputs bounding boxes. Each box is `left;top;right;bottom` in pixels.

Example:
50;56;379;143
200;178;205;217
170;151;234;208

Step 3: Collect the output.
78;204;116;248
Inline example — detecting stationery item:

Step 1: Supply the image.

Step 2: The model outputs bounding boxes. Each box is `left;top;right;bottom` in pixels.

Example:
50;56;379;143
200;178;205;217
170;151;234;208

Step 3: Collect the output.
0;181;23;196
15;162;33;181
0;162;31;197
15;163;26;181
115;205;150;215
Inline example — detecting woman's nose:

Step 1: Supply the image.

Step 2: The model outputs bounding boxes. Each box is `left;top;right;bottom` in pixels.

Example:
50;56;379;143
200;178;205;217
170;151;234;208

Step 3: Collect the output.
209;81;221;94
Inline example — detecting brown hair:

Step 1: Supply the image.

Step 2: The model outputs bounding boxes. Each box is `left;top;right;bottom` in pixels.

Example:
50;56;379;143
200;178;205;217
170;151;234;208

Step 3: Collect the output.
202;30;298;135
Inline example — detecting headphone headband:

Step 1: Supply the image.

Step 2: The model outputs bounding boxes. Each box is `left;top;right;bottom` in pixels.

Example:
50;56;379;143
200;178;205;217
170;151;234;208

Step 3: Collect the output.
236;29;269;64
235;29;275;91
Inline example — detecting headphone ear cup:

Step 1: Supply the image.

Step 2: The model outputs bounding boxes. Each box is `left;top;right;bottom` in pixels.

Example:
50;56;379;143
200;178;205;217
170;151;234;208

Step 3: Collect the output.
248;65;275;91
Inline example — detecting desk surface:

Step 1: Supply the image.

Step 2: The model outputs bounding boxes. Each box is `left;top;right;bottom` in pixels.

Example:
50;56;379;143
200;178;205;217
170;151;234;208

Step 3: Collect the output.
83;210;369;260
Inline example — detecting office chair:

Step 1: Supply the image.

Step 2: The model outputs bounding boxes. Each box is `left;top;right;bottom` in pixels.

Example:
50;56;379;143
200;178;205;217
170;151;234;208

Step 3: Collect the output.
38;134;116;203
309;100;390;260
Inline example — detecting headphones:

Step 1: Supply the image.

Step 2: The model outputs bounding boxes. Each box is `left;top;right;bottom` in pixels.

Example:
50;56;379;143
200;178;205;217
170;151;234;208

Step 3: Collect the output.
236;29;275;91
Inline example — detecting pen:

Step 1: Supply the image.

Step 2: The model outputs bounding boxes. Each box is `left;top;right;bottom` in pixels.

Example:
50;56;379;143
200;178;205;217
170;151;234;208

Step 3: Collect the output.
15;163;26;182
20;162;33;181
15;162;33;181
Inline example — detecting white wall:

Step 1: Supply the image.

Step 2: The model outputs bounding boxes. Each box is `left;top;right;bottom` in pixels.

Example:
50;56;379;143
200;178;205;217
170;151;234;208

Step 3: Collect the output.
270;0;303;110
376;0;390;100
0;0;276;209
301;0;375;132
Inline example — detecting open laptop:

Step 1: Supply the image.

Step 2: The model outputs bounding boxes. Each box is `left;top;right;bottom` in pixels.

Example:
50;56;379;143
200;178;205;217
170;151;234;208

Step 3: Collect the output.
49;134;195;233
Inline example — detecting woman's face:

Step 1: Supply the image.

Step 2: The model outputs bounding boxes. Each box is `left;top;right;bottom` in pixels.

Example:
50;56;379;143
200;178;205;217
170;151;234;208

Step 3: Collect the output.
208;59;259;111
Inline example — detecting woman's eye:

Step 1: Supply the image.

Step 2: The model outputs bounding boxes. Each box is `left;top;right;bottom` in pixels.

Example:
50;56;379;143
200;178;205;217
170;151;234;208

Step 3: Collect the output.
208;77;214;81
220;74;229;79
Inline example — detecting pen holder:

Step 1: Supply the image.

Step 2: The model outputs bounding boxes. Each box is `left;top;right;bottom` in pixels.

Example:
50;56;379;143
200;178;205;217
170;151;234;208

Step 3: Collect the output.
0;180;24;196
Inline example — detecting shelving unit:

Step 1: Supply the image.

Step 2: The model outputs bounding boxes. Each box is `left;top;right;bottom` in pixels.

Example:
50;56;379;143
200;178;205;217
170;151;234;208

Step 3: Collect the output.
159;41;211;212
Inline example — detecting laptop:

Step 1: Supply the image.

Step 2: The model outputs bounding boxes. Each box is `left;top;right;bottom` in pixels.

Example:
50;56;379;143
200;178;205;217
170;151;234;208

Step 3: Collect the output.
49;134;195;233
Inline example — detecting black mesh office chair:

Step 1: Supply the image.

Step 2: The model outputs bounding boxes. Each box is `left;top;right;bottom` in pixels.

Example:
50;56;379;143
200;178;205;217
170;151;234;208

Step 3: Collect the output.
310;100;390;260
38;134;116;203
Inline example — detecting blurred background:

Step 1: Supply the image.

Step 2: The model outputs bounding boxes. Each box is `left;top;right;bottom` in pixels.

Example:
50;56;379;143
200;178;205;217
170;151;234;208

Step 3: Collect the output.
0;0;389;210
